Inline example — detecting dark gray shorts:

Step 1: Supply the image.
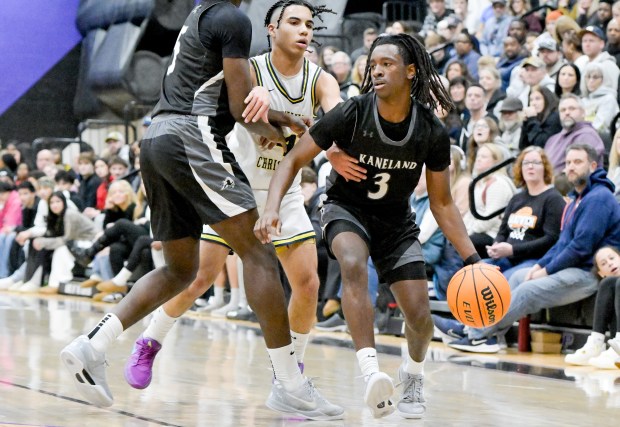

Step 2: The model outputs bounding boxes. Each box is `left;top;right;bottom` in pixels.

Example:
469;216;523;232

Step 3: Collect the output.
321;202;426;283
141;114;256;241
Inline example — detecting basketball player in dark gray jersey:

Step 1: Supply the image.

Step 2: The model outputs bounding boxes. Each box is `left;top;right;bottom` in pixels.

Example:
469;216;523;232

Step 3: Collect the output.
60;0;343;420
256;34;482;419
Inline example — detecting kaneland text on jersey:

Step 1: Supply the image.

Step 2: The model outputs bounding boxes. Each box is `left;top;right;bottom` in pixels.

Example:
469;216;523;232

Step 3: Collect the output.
358;154;418;170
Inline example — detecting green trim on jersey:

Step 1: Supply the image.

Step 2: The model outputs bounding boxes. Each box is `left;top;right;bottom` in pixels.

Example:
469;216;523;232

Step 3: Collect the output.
250;57;263;87
310;67;322;114
266;54;309;104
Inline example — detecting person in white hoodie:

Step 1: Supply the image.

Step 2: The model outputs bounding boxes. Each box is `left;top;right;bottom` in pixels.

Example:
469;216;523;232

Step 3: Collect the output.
579;25;620;91
580;62;620;139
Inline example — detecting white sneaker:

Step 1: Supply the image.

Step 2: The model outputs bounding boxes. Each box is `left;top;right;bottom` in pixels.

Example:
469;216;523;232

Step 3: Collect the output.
211;301;239;318
565;336;605;365
60;335;113;407
266;378;344;420
589;347;620;370
396;365;426;419
197;299;225;313
8;280;23;291
608;337;620;356
18;281;41;293
0;277;15;290
364;371;395;418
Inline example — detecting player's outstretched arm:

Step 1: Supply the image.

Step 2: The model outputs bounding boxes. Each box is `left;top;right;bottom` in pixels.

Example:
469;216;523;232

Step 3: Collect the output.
224;57;285;143
314;72;367;182
426;167;479;261
255;133;322;243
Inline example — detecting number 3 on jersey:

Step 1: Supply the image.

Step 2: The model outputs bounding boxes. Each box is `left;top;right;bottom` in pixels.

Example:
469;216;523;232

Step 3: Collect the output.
368;172;391;200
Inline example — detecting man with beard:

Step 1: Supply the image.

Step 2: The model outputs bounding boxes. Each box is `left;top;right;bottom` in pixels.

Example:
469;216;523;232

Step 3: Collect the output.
605;17;620;66
497;97;524;157
435;143;620;353
544;93;605;174
497;36;527;91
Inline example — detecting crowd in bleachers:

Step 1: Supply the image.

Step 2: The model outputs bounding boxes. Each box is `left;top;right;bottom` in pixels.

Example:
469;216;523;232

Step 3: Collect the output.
1;0;620;367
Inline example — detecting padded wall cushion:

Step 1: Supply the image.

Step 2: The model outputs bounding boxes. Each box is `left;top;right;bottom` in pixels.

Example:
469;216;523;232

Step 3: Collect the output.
152;0;195;31
127;51;168;103
76;0;154;36
73;29;107;118
87;22;147;88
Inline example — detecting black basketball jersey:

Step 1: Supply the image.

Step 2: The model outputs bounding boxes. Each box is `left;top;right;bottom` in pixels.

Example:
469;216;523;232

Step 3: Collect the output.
152;1;251;137
310;92;450;215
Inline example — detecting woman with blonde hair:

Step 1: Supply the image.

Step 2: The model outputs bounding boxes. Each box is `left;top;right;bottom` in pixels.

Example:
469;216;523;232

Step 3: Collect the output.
466;117;501;173
450;145;472;216
478;66;506;117
351;54;367;87
463;143;517;258
74;180;147;289
484;146;565;279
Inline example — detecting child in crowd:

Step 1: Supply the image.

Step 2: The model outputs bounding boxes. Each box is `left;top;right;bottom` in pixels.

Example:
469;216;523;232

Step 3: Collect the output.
565;246;620;369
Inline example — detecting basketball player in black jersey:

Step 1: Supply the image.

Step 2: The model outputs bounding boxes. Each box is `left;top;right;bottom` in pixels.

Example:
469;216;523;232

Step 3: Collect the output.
256;34;482;419
60;0;343;420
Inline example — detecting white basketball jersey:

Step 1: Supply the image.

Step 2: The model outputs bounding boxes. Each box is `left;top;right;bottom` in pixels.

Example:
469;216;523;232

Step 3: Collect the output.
228;53;322;193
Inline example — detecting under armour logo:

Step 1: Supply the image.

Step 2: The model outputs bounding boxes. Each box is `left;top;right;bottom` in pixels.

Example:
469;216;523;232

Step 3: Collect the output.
363;130;374;138
220;177;235;191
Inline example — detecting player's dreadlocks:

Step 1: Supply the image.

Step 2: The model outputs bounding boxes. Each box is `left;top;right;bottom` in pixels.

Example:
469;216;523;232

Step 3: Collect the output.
360;33;455;113
263;0;334;50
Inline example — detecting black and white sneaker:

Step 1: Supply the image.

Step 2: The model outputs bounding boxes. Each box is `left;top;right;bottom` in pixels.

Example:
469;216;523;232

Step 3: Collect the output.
60;335;113;407
432;314;466;344
448;336;500;354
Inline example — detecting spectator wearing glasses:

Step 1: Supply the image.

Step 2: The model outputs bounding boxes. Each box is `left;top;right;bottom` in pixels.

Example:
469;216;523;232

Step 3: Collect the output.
484;146;565;280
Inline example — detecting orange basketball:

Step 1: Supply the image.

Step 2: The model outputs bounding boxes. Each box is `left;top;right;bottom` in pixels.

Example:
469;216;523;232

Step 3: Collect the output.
446;264;511;328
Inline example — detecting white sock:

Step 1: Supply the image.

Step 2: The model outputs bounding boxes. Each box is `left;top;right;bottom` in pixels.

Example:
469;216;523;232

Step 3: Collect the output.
267;343;305;391
143;306;178;343
406;355;425;375
213;286;224;304
112;267;132;286
227;287;240;307
591;332;605;344
88;313;124;353
615;332;620;340
357;347;379;378
291;330;310;364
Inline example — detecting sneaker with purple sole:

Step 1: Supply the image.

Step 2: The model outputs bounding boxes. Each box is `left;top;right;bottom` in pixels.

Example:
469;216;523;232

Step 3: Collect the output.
124;335;162;389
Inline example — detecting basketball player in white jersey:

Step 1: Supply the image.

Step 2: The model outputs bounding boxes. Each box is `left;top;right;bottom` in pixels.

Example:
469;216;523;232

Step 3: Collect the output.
124;0;342;410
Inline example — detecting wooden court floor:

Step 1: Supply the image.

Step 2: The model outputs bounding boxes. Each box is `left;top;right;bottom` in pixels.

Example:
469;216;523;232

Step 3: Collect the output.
0;292;618;427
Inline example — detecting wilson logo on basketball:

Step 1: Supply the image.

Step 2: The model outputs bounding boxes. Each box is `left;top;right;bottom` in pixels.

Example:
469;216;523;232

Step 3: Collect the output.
480;286;497;323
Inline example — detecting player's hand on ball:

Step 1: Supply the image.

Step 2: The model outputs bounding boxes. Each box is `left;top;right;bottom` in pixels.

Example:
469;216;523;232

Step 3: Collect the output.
254;211;282;244
243;86;270;123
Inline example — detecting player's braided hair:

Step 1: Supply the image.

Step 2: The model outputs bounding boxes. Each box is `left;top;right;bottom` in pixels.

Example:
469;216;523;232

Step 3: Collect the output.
263;0;334;50
360;33;454;113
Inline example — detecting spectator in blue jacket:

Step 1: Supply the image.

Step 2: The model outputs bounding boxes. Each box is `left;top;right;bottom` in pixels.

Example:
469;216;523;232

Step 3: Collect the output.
435;143;620;353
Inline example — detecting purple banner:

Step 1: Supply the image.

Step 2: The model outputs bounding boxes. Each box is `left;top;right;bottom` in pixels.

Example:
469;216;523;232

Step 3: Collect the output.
0;0;82;116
